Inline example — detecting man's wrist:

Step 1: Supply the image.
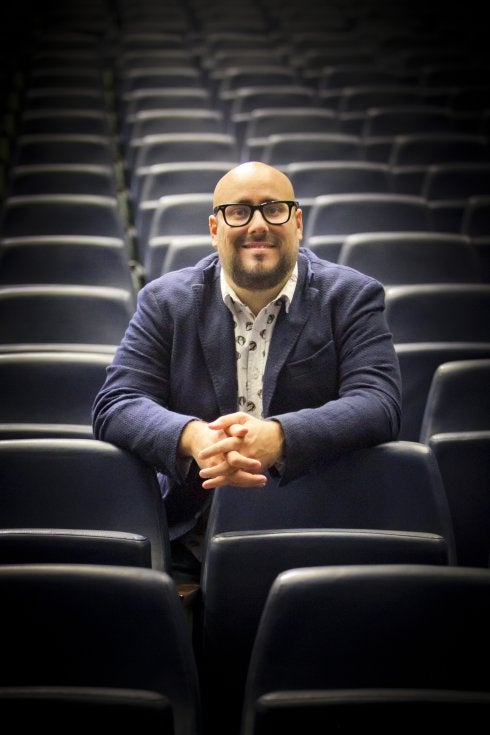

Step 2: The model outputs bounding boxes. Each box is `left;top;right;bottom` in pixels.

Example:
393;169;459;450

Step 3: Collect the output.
267;418;285;465
178;419;206;457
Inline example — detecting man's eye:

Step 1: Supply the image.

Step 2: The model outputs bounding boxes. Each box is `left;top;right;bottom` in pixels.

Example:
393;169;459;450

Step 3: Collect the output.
229;206;248;217
265;204;284;216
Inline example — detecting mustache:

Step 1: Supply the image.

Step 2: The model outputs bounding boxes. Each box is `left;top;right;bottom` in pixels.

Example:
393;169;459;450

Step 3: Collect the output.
236;234;278;247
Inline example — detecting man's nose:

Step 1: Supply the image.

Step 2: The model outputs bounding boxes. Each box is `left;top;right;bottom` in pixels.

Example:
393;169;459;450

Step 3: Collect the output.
248;208;269;229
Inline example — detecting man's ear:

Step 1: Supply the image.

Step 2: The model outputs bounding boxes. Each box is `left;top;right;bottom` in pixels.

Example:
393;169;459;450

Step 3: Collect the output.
296;208;303;240
209;214;219;248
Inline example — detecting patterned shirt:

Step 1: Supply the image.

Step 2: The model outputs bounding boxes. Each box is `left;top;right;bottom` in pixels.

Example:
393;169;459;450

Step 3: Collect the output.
220;264;298;417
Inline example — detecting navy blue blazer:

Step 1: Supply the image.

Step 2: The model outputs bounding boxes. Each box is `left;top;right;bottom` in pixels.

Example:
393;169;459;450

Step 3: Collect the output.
92;248;402;536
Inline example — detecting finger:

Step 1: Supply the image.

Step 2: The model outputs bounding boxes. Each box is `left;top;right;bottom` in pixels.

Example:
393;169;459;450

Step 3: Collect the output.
199;453;261;477
208;412;248;430
201;474;227;489
198;436;243;460
226;423;249;438
208;422;248;438
225;450;261;471
199;460;230;478
201;471;267;490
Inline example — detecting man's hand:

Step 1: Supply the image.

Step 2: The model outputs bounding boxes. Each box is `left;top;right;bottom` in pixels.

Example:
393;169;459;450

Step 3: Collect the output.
197;412;285;489
179;418;267;489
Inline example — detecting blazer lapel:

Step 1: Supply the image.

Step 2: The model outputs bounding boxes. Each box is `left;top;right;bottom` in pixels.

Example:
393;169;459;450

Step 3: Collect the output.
193;274;238;415
262;256;318;416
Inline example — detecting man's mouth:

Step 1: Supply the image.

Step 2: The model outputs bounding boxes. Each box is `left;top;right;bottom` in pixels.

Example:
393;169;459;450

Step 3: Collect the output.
242;241;274;249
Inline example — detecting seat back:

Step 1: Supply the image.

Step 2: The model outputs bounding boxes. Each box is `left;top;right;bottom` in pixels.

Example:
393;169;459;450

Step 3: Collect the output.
145;194;213;281
0;238;136;293
218;67;299;108
421;163;490;201
243;107;339;159
229;86;316;146
127;109;226;167
336;85;424;114
0;285;135;352
0;687;173;731
0;564;201;734
304;193;431;240
384;284;490;343
421;164;490;232
461;194;490;237
261;133;364;167
161;236;213;275
338;232;481;285
19;109;113;137
134;162;231;260
198;529;449;734
388;133;490;167
0;438;171;572
361;105;458;137
130;109;225;138
7;164;119;197
122;88;213;125
11;134;117;168
229;86;316;118
286;162;393;234
131;133;239;202
0;194;127;243
429;431;490;567
117;66;204;97
133;133;239;172
318;65;403;92
303;193;431;259
22;88;112;113
205;441;456;560
395;342;490;441
419;359;490;441
286;161;392;198
25;67;107;91
241;564;490;734
0;351;112;436
0;529;152;568
247;689;490;734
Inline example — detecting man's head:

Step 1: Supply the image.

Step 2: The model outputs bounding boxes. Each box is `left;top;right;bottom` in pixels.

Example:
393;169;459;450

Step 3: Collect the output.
209;162;302;303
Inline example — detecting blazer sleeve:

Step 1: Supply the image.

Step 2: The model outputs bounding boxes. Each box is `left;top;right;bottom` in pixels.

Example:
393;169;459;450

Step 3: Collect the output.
91;278;202;485
270;272;402;483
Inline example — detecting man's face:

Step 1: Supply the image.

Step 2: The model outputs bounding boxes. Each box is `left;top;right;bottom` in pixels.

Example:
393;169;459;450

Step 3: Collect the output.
209;163;302;293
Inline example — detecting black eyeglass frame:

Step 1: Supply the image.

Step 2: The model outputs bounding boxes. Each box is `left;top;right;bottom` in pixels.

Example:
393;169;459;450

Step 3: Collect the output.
213;200;299;227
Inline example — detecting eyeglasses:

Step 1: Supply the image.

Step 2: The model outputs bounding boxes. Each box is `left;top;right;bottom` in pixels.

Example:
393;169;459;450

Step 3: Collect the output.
213;200;299;227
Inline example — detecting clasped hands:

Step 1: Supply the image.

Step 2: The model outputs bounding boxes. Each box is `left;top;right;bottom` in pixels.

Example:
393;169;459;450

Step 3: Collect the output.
180;411;285;489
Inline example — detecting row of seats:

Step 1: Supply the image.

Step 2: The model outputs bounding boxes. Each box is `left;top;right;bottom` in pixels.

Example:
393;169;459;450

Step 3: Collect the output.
1;162;489;283
110;0;490;281
0;280;488;358
3;560;490;733
1;189;489;284
0;351;488;563
1;4;490;279
196;434;479;732
0;430;488;732
1;0;489;732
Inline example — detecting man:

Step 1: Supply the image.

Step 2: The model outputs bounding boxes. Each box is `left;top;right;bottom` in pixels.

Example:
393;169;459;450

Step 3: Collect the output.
92;161;402;572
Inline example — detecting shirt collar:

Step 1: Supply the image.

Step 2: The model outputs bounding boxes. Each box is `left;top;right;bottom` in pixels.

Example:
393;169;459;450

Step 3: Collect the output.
220;262;298;313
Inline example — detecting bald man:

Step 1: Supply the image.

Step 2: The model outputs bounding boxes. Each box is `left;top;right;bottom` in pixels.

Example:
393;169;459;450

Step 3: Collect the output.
92;162;402;575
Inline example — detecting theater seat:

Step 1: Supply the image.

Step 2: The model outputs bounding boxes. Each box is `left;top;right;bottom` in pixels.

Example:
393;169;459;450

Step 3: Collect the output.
241;564;490;734
0;438;171;572
0;564;201;734
197;528;449;734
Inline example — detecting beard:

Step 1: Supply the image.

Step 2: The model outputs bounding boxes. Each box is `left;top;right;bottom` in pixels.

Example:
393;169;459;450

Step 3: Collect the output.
228;236;297;291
